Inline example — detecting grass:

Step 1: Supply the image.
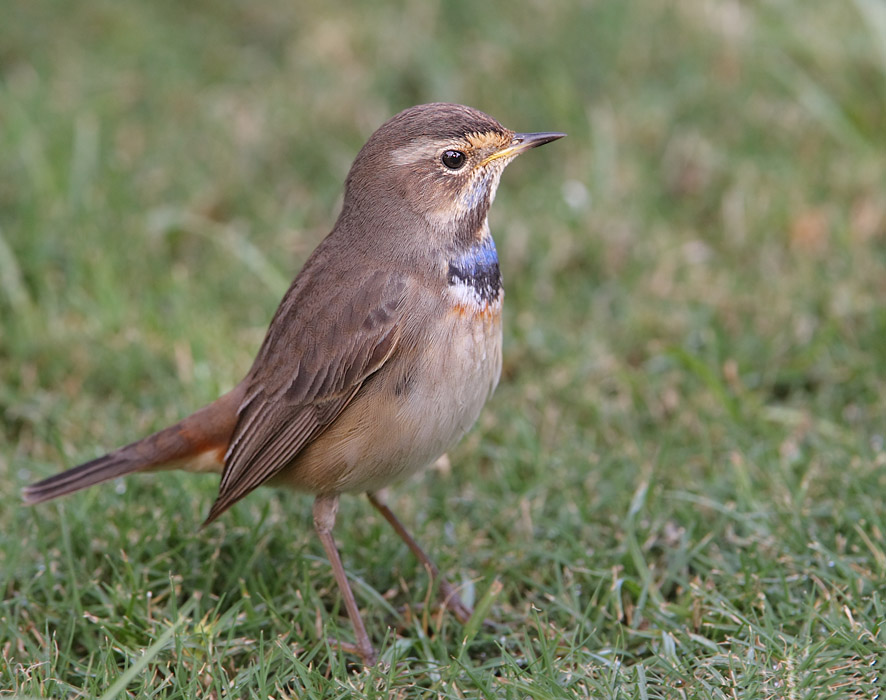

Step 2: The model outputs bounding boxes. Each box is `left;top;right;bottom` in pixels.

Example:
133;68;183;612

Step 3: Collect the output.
2;0;886;697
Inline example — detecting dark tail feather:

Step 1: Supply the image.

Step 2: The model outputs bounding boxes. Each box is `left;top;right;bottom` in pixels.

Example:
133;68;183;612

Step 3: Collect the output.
22;384;246;505
23;451;149;504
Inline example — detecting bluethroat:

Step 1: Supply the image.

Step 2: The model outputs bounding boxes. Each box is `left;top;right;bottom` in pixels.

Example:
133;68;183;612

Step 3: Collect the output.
23;103;565;666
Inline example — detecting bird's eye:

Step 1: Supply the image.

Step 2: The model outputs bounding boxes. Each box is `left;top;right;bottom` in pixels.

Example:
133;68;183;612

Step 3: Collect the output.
441;150;466;170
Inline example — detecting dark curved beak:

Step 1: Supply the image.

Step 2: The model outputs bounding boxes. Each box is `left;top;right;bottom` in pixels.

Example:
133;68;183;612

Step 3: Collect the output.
482;131;566;165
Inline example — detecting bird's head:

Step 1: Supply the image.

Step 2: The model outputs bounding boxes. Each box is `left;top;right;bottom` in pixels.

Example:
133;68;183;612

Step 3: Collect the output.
339;103;564;248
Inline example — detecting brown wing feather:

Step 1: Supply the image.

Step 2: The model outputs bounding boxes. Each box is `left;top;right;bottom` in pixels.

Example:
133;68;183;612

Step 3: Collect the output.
204;264;406;523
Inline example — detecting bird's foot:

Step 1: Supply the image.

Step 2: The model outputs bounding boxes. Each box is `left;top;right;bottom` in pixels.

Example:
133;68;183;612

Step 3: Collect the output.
327;636;378;667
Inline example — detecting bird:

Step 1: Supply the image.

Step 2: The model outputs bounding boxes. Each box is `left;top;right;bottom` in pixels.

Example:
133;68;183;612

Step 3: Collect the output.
22;103;564;666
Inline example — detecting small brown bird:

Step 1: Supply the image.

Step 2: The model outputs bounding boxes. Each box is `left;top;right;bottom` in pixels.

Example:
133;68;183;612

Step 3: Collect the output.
23;103;564;666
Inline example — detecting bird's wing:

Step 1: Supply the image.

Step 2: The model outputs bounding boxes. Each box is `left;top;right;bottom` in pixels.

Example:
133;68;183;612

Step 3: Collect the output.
204;266;407;523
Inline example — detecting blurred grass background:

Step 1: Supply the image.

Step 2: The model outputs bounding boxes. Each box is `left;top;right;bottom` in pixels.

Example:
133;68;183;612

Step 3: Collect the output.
2;0;886;697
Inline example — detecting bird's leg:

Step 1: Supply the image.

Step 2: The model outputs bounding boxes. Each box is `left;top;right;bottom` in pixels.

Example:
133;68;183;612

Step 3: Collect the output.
312;494;377;666
367;490;473;624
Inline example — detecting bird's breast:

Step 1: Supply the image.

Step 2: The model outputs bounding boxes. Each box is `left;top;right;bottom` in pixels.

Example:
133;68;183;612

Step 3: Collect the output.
446;233;503;318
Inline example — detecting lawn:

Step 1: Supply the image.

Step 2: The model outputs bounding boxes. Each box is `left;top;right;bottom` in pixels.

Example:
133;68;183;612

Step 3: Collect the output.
2;1;886;697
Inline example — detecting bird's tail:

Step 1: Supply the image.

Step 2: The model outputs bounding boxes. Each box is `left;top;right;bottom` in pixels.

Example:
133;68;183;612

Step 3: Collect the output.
22;385;245;505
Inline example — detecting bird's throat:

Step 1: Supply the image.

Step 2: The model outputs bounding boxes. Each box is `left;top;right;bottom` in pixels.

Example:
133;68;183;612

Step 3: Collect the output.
447;227;502;309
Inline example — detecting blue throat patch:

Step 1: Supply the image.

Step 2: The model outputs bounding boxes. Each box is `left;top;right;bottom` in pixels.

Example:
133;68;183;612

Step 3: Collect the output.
447;235;502;304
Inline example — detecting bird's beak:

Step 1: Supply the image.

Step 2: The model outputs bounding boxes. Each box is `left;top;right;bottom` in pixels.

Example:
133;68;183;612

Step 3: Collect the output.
481;131;566;165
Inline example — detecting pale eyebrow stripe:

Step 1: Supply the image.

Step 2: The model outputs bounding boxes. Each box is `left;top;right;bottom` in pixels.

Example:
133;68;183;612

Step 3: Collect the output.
388;131;508;167
389;139;452;166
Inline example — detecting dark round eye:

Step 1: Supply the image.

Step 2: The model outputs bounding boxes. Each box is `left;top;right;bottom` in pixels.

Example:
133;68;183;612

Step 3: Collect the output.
441;150;466;170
